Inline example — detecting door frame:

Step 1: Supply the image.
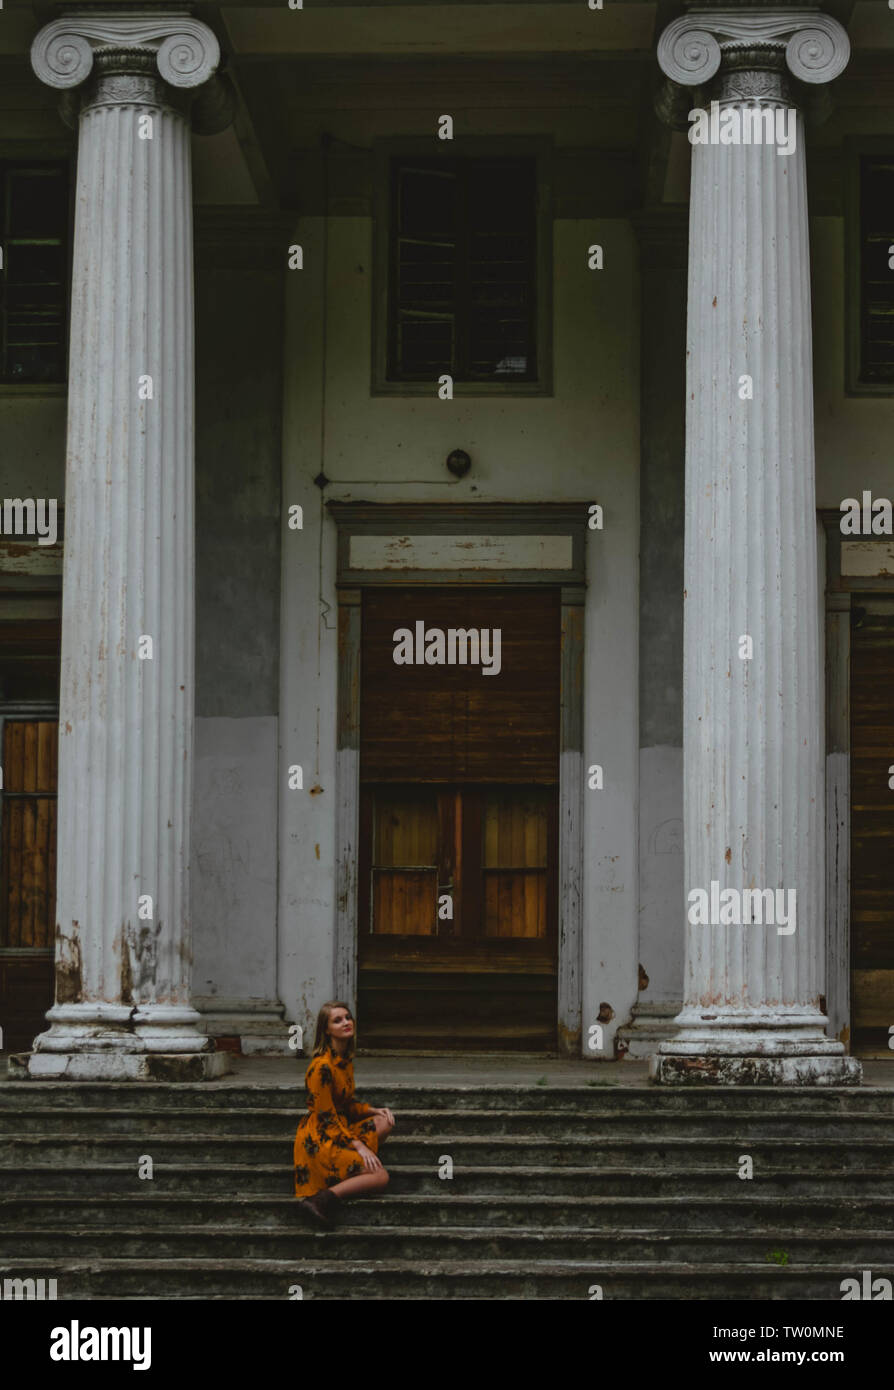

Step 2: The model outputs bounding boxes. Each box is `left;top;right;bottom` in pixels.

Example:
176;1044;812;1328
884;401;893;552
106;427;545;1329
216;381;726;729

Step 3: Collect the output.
329;501;588;1055
821;511;894;1050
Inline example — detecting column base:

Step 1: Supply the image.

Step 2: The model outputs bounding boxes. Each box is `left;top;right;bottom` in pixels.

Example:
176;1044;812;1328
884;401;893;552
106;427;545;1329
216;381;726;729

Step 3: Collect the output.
651;1051;862;1086
651;1010;863;1085
616;1001;682;1059
192;995;293;1056
10;1050;231;1080
18;1002;232;1078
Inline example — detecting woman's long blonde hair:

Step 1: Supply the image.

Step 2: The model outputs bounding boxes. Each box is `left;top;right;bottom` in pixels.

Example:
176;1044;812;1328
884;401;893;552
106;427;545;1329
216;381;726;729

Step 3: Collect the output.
311;1000;356;1059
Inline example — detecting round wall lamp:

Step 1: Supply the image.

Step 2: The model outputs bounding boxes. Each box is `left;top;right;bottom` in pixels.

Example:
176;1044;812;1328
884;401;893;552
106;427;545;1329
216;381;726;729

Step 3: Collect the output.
446;449;472;478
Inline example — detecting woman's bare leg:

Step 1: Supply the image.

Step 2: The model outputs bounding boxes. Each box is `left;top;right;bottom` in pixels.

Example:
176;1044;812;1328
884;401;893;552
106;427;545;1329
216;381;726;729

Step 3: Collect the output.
326;1118;394;1198
330;1167;389;1199
330;1106;394;1195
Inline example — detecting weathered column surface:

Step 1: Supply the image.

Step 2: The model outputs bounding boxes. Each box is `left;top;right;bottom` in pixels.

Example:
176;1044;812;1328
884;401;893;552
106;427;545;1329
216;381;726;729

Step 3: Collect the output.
26;11;233;1078
651;5;861;1084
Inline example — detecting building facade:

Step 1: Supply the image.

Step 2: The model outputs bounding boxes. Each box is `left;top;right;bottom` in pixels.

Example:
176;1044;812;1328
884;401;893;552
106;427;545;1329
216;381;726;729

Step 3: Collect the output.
0;0;892;1080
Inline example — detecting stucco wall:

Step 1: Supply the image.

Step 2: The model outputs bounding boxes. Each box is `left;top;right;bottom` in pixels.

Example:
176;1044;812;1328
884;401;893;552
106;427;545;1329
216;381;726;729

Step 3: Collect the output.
189;223;284;1007
812;216;894;505
278;214;641;1054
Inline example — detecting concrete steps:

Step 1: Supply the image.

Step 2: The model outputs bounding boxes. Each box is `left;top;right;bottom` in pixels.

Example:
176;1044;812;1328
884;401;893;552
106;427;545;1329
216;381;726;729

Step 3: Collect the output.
6;1192;894;1229
1;1081;893;1299
0;1256;889;1300
5;1134;894;1171
5;1161;894;1198
6;1223;894;1265
3;1082;893;1111
7;1105;894;1140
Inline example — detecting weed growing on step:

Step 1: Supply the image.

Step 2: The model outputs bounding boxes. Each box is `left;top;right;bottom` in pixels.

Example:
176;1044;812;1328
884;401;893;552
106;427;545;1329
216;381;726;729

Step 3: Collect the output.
765;1250;790;1267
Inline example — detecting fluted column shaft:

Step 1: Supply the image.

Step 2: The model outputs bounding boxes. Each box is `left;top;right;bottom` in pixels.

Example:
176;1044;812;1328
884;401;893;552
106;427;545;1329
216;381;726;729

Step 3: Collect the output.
28;13;231;1078
652;6;860;1083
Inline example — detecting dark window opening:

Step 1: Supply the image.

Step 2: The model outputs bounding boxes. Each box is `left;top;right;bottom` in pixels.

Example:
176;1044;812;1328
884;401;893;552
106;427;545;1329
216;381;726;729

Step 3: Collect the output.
858;156;894;387
387;157;537;383
1;162;69;384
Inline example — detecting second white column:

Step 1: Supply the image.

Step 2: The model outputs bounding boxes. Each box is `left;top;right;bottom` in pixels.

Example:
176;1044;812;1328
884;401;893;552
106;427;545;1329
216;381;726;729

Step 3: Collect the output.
652;8;860;1084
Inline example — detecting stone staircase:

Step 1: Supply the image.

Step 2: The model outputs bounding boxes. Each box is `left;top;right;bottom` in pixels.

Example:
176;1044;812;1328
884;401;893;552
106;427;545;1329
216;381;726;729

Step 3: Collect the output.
1;1079;893;1299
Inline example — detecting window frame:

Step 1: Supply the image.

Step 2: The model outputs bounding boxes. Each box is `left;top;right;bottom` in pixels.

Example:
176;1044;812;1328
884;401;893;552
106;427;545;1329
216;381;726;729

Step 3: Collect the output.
845;137;894;397
372;136;553;397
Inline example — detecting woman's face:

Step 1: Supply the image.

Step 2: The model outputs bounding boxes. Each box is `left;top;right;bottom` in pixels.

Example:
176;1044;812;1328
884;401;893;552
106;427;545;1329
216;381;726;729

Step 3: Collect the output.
327;1007;354;1044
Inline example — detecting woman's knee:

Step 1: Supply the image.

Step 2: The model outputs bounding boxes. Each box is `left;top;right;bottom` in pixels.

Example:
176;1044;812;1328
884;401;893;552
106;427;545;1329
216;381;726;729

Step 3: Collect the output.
375;1166;390;1190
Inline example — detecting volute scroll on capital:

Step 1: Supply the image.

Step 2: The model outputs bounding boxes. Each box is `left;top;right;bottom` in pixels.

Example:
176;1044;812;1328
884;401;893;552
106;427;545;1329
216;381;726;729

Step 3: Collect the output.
31;13;220;91
657;8;850;88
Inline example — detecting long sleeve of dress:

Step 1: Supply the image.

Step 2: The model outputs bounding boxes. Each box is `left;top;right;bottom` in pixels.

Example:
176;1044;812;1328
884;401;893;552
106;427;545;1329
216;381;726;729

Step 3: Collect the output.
347;1095;375;1120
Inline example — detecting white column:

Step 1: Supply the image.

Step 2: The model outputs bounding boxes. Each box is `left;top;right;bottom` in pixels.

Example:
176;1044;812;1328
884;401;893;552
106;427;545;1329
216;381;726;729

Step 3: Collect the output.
28;12;232;1079
652;8;860;1084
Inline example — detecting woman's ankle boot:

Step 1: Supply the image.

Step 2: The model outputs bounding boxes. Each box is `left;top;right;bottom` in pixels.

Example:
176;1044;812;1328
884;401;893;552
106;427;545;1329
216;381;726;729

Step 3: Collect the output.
301;1188;340;1228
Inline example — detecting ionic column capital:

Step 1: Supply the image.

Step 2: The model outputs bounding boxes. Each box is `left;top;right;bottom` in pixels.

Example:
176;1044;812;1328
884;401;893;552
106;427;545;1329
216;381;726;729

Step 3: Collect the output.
31;9;234;132
657;7;850;90
32;10;220;90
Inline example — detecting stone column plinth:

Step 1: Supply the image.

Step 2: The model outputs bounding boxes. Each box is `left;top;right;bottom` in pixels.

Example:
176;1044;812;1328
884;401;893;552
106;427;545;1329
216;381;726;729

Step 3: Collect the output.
25;12;234;1079
651;7;861;1084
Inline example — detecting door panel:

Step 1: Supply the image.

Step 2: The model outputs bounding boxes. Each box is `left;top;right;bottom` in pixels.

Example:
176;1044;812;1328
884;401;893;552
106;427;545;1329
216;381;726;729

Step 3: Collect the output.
361;586;560;782
482;788;549;938
373;872;439;935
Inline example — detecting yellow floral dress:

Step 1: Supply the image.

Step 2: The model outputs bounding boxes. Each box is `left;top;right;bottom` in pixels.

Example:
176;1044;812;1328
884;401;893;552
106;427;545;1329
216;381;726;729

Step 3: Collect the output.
293;1049;379;1198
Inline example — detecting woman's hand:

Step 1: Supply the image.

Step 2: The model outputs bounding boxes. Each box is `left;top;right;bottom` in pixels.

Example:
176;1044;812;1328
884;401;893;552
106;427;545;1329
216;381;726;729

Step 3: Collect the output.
372;1107;395;1128
353;1140;382;1173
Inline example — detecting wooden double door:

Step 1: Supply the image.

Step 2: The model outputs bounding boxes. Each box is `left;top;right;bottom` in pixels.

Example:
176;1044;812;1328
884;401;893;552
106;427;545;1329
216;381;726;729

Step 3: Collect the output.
356;586;561;1050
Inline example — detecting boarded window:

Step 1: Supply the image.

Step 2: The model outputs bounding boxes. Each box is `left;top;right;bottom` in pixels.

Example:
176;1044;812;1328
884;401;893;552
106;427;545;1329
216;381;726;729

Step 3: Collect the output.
0;720;58;950
858;156;894;386
387;158;537;382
